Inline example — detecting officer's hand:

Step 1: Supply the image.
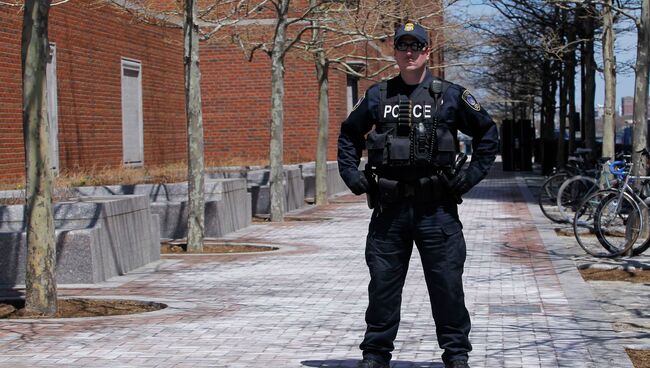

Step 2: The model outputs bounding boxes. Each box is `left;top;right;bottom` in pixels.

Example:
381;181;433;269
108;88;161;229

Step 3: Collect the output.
348;170;370;195
449;169;475;196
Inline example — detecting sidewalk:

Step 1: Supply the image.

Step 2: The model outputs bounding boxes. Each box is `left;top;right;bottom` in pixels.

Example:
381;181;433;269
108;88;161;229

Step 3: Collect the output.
0;163;645;368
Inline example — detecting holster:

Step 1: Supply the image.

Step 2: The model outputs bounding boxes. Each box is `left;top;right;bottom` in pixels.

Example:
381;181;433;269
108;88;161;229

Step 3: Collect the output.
364;166;379;209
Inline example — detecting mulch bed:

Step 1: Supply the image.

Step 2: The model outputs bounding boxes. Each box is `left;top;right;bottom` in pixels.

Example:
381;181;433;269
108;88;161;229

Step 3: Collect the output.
252;215;331;223
0;298;165;319
161;241;277;254
579;268;650;283
627;348;650;368
581;268;650;367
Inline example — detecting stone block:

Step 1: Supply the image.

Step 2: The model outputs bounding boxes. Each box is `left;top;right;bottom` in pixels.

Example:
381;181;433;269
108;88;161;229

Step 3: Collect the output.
0;195;159;285
296;161;350;201
326;161;350;196
41;178;252;240
246;167;305;215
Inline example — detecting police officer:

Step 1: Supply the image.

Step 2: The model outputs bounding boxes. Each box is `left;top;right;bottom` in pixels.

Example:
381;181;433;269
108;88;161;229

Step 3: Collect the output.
337;22;498;368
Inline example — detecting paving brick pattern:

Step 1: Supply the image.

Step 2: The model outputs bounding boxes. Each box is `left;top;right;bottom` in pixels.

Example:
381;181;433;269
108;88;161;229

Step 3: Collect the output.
0;165;637;367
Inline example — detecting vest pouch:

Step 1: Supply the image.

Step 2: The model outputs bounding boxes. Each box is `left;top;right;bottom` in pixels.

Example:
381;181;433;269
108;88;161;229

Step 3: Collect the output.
366;130;390;167
433;127;457;168
387;135;411;166
416;175;442;202
412;125;431;166
377;178;400;203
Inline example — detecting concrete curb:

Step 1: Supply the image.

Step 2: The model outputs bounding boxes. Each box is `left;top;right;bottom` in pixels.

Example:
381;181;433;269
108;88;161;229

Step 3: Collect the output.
517;176;635;367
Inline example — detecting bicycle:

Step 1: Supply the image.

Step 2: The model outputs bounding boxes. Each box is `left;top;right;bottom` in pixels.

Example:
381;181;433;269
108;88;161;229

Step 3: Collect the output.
538;149;595;223
573;159;650;257
556;158;615;223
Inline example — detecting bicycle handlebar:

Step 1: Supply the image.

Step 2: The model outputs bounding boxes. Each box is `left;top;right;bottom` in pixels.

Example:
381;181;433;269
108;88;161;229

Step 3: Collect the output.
609;160;629;179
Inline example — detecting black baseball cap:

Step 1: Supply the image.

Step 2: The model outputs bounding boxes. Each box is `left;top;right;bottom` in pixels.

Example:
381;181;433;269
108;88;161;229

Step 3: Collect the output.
394;22;429;44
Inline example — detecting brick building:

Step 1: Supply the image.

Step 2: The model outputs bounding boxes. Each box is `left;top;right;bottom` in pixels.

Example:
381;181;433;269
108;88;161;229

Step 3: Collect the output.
1;2;187;183
0;1;443;185
620;95;650;117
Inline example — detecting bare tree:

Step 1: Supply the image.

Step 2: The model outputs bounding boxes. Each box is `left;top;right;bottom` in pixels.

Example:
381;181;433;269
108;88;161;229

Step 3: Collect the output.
308;3;330;206
465;0;561;171
466;0;629;172
302;0;395;205
601;0;616;159
631;0;649;176
109;0;266;249
268;0;290;222
234;0;330;221
21;0;57;316
556;0;649;174
184;0;205;253
577;2;599;154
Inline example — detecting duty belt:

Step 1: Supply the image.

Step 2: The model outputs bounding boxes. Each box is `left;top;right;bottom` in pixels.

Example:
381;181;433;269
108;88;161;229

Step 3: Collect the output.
374;175;445;205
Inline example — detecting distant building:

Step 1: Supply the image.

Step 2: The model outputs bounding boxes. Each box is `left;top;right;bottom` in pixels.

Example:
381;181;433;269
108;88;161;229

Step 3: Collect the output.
621;95;650;117
622;96;634;116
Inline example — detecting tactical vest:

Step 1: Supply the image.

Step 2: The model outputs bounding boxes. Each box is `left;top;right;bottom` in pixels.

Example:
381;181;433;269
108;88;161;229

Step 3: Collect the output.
366;78;457;172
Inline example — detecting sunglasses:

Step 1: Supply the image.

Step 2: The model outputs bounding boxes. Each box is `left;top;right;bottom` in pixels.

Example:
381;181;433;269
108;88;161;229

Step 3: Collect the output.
395;41;427;52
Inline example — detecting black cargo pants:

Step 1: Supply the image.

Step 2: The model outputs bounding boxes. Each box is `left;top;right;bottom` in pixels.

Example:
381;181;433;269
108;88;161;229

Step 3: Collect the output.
360;198;472;365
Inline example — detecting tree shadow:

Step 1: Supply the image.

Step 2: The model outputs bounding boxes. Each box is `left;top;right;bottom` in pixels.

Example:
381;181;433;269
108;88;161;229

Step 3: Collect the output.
300;359;443;368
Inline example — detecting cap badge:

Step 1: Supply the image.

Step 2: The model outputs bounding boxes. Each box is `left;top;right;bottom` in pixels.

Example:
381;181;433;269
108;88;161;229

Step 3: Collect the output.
404;23;415;32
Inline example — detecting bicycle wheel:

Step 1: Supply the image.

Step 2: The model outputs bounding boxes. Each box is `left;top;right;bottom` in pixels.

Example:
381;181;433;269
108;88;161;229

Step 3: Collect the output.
557;175;599;223
573;190;619;257
594;192;641;257
539;172;571;223
629;201;650;256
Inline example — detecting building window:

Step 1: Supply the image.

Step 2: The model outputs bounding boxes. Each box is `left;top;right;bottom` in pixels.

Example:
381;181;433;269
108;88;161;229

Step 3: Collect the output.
121;58;144;166
347;74;359;115
46;43;59;173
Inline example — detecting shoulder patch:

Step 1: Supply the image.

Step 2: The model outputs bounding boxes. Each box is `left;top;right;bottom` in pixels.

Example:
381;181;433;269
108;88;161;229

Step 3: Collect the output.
462;90;481;111
352;95;365;111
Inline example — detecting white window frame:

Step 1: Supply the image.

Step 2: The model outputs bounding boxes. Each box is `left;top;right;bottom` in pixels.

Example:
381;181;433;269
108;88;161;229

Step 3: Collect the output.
120;58;144;167
346;74;359;115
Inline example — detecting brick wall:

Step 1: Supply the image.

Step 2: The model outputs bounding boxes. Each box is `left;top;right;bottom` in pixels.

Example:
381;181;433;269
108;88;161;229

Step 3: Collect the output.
0;9;24;182
0;2;187;184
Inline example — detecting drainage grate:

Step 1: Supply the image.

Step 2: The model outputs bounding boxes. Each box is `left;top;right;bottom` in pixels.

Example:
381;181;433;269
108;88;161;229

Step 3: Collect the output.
489;304;542;315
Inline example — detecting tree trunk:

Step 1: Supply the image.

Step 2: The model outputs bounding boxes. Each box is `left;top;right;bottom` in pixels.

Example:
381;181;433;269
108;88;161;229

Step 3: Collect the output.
632;0;650;176
557;8;567;169
540;63;548;172
541;60;557;175
269;0;289;222
582;3;597;153
314;53;329;205
557;67;566;169
567;14;577;155
310;2;329;206
22;0;57;316
601;0;617;160
184;0;205;252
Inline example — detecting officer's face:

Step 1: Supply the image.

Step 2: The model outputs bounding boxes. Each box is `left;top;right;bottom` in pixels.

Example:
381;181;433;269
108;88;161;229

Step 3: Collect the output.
394;36;429;73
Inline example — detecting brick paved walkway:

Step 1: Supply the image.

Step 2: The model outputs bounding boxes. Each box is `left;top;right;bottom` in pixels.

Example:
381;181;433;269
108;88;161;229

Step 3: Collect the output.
0;164;638;368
